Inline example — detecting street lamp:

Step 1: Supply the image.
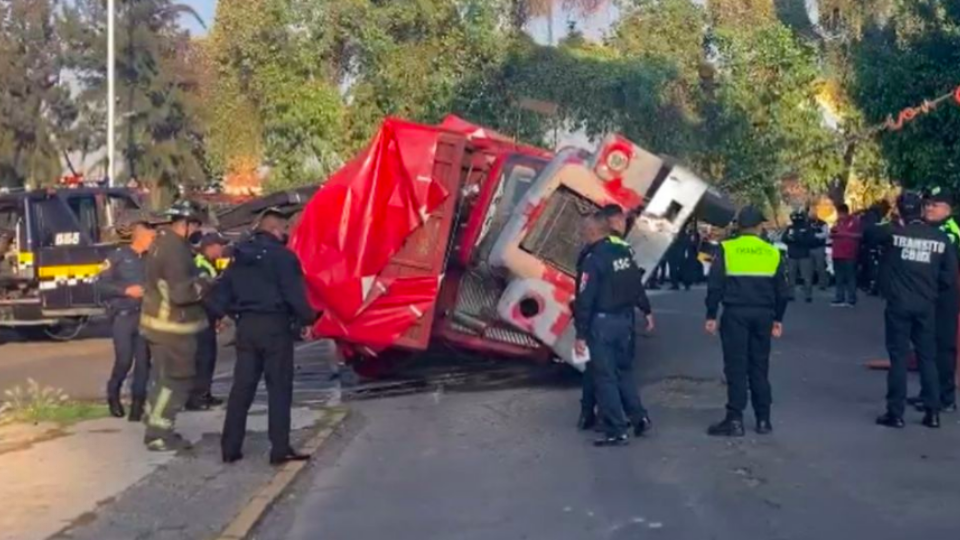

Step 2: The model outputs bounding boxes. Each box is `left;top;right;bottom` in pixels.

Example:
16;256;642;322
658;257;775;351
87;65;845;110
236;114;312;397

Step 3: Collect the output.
107;0;115;187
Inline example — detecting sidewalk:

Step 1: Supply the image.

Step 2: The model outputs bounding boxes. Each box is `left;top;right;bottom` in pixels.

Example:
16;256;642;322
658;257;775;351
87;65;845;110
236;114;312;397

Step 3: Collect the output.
0;340;342;540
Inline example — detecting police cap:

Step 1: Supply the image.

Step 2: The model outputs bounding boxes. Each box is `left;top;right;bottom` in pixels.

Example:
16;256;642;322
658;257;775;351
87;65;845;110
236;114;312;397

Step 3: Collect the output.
597;204;625;219
924;186;954;206
199;231;229;248
736;205;765;229
897;190;924;219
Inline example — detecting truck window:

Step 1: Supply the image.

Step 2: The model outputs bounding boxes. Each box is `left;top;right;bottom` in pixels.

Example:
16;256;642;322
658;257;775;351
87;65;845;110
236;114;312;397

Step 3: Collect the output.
66;195;99;243
30;198;85;248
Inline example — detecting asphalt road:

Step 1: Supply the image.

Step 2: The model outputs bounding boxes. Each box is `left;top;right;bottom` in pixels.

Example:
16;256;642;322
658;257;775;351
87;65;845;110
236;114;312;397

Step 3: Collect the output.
257;288;960;540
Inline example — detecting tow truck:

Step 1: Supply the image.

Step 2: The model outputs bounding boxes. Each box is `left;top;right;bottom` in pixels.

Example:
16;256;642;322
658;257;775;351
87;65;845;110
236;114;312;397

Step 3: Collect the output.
0;180;142;340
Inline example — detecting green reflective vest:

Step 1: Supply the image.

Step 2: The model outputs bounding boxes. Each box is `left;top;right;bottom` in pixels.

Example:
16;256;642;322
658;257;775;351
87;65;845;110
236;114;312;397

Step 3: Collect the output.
721;235;780;277
940;217;960;246
194;254;217;278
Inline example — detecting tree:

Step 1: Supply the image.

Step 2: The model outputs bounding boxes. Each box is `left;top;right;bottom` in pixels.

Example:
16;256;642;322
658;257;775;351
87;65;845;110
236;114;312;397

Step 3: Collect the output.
850;0;960;192
0;0;77;187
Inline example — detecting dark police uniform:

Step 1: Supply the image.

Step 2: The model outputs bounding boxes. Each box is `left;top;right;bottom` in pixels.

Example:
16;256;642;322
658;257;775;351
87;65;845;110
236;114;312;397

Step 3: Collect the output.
188;253;221;408
216;230;316;462
706;233;789;432
576;236;653;430
929;215;960;409
97;246;151;419
871;215;958;423
574;235;649;443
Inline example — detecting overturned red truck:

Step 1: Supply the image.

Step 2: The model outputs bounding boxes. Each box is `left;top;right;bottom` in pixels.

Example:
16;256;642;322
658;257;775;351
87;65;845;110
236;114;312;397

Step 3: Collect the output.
287;116;734;371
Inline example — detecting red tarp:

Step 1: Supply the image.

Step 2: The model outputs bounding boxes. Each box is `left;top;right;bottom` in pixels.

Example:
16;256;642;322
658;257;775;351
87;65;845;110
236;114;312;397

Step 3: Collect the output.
290;118;458;349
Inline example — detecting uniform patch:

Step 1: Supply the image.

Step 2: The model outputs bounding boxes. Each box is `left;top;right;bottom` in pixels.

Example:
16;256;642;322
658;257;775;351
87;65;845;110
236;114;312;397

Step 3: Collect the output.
580;273;590;292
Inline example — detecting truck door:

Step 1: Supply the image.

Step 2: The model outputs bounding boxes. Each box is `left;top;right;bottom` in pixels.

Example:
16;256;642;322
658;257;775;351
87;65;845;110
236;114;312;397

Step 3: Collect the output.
30;194;111;312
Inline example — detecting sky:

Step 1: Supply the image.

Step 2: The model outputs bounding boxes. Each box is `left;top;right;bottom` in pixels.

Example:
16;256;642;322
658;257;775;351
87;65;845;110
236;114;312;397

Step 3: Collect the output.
182;0;217;36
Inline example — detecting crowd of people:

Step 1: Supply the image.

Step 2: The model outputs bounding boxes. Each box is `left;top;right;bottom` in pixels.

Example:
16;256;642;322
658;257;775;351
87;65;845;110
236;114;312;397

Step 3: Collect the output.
574;189;960;446
97;201;317;464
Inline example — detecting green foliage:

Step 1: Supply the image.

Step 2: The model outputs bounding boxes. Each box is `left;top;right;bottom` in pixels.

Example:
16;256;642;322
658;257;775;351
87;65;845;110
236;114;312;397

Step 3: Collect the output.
0;0;75;187
708;22;843;203
850;0;960;191
1;379;109;426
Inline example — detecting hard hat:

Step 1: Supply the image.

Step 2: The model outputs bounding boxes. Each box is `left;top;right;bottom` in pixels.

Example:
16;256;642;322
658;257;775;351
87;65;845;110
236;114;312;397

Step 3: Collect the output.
163;200;205;223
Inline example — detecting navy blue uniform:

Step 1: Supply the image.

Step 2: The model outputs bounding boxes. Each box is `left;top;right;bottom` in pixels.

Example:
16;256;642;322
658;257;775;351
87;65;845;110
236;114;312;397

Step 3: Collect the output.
97;246;151;404
215;231;317;462
574;236;649;438
870;220;958;415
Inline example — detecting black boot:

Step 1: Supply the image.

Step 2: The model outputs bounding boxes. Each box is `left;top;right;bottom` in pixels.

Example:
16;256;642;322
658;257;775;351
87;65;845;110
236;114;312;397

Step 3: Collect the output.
128;399;144;422
922;410;941;429
184;395;210;411
875;412;905;428
942;402;957;413
577;410;597;431
633;415;652;437
107;394;125;418
756;417;773;435
907;395;924;411
593;433;629;447
707;416;745;437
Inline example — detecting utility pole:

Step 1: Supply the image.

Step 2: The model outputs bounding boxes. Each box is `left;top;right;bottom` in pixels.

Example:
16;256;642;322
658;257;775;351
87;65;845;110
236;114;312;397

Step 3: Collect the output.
107;0;115;187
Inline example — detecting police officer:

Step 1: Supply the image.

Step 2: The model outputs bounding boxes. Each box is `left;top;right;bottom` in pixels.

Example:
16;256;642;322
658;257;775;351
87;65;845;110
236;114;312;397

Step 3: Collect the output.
574;212;651;447
97;212;158;421
783;209;816;303
140;200;212;452
576;206;655;432
217;208;317;464
905;188;960;413
705;206;789;436
186;232;229;411
871;192;958;429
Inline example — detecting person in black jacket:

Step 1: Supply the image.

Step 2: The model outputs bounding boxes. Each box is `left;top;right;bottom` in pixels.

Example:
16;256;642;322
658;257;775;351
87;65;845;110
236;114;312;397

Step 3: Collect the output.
869;192;958;429
576;206;654;432
783;210;817;302
97;212;158;421
574;212;652;447
217;208;318;465
705;206;790;436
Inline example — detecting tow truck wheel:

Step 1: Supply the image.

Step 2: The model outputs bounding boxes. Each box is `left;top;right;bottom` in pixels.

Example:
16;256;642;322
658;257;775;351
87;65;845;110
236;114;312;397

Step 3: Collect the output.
43;318;88;342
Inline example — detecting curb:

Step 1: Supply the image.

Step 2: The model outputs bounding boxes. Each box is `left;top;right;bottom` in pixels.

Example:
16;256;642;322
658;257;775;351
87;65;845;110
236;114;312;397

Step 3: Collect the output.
216;407;349;540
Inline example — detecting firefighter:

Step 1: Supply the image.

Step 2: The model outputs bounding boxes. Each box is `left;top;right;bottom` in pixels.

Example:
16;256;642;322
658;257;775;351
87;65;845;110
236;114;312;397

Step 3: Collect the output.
97;211;159;421
139;200;212;452
574;212;652;447
186;232;230;411
870;192;957;429
705;205;789;437
217;208;317;465
905;188;960;413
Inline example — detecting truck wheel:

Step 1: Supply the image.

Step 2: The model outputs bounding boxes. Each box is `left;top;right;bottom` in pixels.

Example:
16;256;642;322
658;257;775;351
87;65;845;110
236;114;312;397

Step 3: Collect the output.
43;318;88;342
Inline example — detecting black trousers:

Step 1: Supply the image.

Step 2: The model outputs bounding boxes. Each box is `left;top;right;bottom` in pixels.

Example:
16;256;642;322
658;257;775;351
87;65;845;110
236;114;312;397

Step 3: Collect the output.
107;311;151;401
192;324;218;399
222;314;295;460
144;335;197;442
935;293;959;408
587;312;645;437
885;306;940;416
720;307;774;419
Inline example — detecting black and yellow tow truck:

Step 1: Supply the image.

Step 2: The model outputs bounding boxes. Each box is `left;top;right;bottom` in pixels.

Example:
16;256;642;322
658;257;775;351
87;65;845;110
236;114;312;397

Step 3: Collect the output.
0;183;143;340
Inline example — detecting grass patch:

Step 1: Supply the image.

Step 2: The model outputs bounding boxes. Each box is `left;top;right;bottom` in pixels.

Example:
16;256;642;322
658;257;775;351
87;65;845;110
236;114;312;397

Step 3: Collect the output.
1;379;111;427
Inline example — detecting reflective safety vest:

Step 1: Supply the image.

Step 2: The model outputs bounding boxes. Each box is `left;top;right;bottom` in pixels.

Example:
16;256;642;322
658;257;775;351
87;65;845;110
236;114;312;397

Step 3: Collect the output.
194;254;217;278
721;235;781;277
940;217;960;247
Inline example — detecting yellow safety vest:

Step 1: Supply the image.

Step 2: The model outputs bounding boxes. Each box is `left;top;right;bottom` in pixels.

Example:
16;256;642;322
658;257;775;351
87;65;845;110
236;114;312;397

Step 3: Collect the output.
721;235;780;277
194;254;217;278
